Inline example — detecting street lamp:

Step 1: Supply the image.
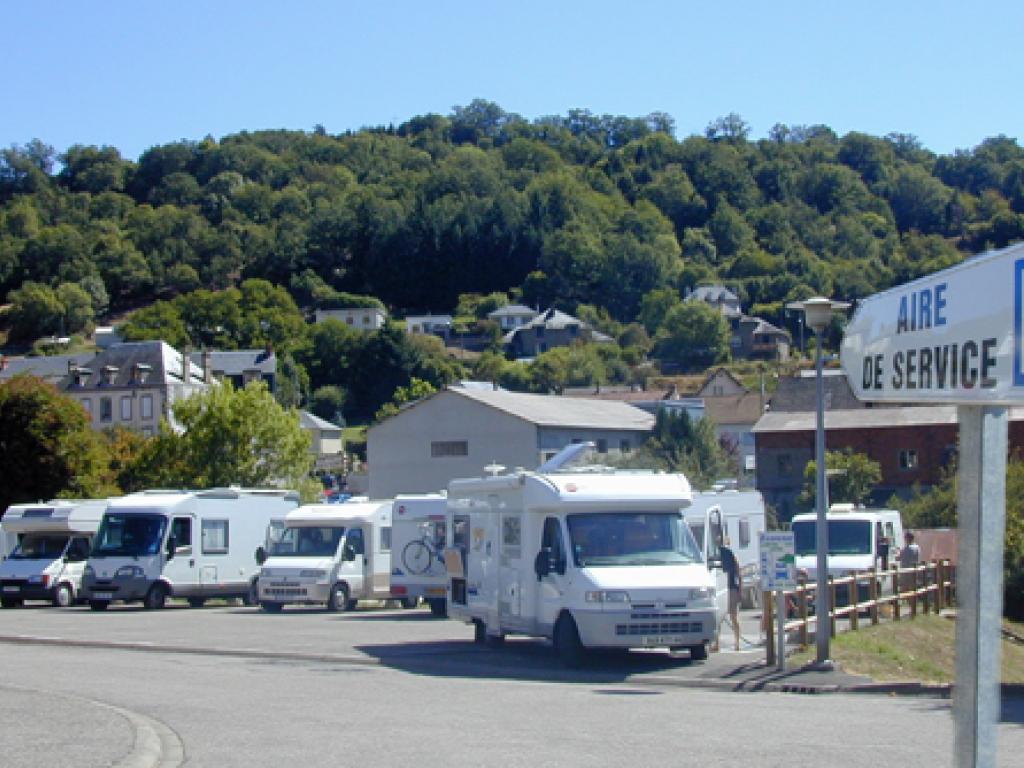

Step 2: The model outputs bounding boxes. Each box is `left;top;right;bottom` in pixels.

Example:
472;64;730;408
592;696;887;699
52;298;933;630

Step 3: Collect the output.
786;296;850;666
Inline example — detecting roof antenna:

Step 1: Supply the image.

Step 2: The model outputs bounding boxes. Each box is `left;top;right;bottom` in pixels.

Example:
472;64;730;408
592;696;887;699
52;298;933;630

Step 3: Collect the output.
483;462;506;477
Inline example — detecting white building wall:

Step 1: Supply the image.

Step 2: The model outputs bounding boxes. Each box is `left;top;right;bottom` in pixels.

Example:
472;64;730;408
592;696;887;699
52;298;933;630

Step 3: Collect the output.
367;392;539;498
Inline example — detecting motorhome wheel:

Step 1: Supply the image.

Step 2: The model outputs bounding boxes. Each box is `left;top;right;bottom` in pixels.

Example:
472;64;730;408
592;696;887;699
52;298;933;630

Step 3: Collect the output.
689;643;708;661
260;601;283;613
400;596;419;609
428;598;447;618
327;583;350;612
1;598;22;609
473;619;486;644
89;600;109;611
554;614;584;668
243;580;258;606
53;583;74;608
187;597;206;608
144;583;168;610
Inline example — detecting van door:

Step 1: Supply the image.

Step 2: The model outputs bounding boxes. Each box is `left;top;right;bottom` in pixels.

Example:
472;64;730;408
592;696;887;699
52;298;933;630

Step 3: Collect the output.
341;527;366;597
534;516;570;636
498;513;523;628
162;515;196;590
63;536;92;592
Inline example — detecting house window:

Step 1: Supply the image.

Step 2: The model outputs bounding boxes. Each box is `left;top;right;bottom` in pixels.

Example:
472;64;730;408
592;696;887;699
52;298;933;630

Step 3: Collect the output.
619;440;631;453
535;326;545;339
362;316;369;325
431;440;468;458
141;395;154;420
596;438;608;454
100;397;113;422
81;398;92;415
201;520;229;554
346;317;354;325
120;396;132;421
899;449;918;470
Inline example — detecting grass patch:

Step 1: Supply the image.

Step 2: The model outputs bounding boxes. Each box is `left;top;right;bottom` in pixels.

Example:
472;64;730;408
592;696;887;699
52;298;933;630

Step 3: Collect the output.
787;613;1024;685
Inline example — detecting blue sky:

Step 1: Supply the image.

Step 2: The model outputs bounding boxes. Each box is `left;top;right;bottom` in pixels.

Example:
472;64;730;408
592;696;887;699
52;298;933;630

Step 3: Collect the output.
5;1;1022;161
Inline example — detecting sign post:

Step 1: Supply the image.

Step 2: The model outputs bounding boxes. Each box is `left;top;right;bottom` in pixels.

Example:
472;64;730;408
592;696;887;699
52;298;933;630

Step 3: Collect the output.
841;242;1024;768
760;531;796;671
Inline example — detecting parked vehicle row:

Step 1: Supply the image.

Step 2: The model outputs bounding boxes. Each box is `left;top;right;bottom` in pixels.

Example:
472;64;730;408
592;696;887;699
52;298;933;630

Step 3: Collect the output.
0;448;781;666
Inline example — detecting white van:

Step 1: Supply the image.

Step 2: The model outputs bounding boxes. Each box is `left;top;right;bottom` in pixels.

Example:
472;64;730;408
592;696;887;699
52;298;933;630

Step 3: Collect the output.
445;465;718;666
391;493;449;616
0;500;106;608
256;500;406;612
686;490;767;609
791;504;904;602
82;488;300;610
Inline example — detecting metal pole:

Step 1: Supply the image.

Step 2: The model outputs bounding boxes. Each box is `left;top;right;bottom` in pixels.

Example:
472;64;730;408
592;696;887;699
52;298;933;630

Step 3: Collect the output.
814;327;830;665
776;587;786;671
954;405;1007;768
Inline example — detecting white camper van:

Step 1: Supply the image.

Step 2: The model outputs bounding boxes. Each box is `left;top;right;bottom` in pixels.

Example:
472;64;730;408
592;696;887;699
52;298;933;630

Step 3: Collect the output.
0;500;106;607
686;490;767;609
256;500;404;612
445;462;718;666
81;488;300;610
791;504;904;602
391;493;449;616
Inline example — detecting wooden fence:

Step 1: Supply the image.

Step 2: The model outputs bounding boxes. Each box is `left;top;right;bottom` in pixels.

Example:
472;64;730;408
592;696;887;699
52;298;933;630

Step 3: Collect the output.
764;559;956;664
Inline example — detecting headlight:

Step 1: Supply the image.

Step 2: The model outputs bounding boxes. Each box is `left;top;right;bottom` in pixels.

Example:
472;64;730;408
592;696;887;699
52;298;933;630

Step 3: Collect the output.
28;575;49;586
115;565;144;578
689;587;715;600
299;569;327;579
585;590;630;603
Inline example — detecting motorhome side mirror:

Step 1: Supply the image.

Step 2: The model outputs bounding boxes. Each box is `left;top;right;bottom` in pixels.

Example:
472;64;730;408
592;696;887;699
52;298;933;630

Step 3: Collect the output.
165;536;176;561
534;549;551;580
342;545;356;562
255;546;267;565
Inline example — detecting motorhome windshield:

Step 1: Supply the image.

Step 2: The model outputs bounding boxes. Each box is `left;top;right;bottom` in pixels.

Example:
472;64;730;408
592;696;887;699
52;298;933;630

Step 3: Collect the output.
92;512;167;557
269;526;345;557
567;512;702;567
792;519;872;556
9;534;70;560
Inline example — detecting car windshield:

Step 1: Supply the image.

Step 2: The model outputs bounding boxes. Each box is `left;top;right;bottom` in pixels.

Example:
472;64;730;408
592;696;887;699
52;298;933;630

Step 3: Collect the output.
269;526;345;557
567;512;703;567
792;519;872;556
9;534;70;560
92;512;167;557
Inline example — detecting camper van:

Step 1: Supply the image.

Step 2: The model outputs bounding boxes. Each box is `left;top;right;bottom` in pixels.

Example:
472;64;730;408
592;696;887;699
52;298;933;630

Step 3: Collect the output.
81;488;300;610
0;500;106;607
686;490;767;609
390;493;449;616
445;460;719;666
791;504;904;601
256;500;405;612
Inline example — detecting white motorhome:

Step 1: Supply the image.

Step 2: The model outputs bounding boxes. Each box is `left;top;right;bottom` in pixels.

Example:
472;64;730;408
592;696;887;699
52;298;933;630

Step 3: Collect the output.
791;504;904;602
0;500;106;608
445;459;719;666
390;493;449;616
685;490;767;609
256;500;407;612
81;488;299;610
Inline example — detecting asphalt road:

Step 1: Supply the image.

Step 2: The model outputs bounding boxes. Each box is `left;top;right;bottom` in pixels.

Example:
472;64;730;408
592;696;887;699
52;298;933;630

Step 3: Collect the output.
0;601;1021;767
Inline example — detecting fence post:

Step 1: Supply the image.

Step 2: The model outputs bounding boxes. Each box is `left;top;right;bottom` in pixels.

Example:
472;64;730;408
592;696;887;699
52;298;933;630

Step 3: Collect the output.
798;577;809;647
870;574;879;625
765;590;775;666
850;574;859;631
829;576;837;638
893;565;901;621
936;560;945;611
911;565;918;618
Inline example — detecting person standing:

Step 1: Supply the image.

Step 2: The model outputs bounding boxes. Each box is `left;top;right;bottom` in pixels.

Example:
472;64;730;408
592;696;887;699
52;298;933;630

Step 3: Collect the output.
899;530;922;600
715;537;743;651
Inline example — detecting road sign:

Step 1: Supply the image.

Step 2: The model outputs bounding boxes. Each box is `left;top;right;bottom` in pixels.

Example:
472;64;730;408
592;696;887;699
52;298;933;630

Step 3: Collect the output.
759;531;795;591
841;241;1024;405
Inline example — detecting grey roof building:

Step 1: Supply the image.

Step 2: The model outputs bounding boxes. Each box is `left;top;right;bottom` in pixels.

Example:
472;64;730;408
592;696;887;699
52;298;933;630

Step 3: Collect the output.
502;308;613;359
189;348;276;392
687;285;742;318
367;386;655;497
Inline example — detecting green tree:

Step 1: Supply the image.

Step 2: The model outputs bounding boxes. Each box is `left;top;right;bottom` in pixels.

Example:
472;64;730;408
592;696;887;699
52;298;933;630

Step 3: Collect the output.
798;449;882;509
624;409;733;488
133;381;313;493
5;281;64;340
654;301;731;371
0;375;113;512
374;377;437;422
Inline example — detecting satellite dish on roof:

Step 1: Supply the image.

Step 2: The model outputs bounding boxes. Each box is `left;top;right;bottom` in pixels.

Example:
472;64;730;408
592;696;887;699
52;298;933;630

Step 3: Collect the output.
483;462;506;476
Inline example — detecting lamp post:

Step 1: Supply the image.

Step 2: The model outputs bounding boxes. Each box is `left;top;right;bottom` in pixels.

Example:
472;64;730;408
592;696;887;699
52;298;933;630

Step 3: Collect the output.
786;296;849;666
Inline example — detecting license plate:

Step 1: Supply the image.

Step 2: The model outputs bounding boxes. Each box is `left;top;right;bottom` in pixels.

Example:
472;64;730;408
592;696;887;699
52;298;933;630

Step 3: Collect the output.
2;586;19;593
642;635;685;647
93;592;113;600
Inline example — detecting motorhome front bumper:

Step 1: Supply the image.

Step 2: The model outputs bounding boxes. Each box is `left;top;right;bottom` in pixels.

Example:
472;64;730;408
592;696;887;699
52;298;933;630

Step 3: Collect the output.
82;572;151;602
0;579;55;602
574;606;717;649
259;579;329;603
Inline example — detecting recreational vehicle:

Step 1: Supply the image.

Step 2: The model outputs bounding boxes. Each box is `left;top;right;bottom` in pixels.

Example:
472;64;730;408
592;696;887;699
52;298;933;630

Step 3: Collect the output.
0;500;106;607
81;488;299;610
445;448;719;666
686;490;767;608
390;493;449;616
256;500;405;612
791;504;904;602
